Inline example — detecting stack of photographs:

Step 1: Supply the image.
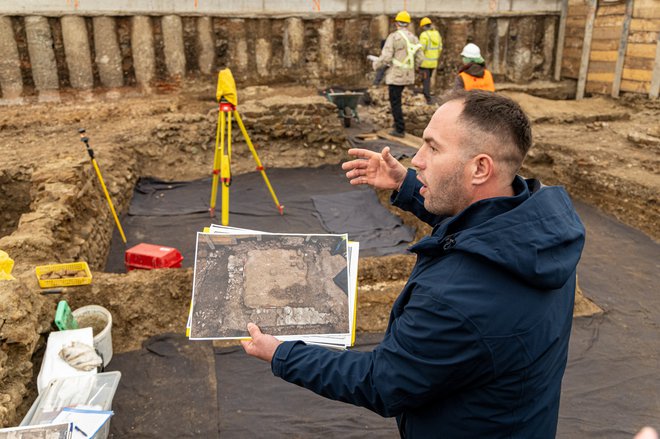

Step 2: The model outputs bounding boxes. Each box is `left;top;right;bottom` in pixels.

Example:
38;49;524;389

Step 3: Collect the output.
187;225;359;348
0;423;72;438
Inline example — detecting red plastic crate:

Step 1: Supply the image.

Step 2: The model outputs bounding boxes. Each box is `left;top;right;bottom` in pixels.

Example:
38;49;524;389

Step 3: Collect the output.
125;243;183;271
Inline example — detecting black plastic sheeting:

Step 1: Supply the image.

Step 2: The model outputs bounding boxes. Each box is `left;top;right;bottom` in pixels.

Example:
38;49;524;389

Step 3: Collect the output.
347;136;419;160
216;333;398;438
106;334;219;438
107;333;397;439
312;190;414;256
105;165;414;272
342;114;420;160
104;200;659;438
556;201;660;438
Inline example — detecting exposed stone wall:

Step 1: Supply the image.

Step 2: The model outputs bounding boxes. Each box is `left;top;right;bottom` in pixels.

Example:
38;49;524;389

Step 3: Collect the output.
0;156;137;271
153;87;348;173
0;279;51;427
238;93;346;146
0;14;560;103
366;86;436;137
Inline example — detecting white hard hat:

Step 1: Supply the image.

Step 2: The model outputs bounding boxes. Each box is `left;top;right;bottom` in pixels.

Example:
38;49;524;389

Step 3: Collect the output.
461;43;482;59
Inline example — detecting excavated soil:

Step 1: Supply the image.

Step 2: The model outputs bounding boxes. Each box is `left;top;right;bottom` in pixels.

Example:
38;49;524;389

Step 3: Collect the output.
0;81;658;426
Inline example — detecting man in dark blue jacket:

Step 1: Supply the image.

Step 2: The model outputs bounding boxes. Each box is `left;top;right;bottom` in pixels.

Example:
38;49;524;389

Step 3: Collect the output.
242;90;586;438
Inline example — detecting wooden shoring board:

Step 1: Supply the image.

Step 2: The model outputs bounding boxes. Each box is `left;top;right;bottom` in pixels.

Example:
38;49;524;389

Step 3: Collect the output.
650;31;660;99
612;0;634;97
577;0;598;99
355;132;380;141
376;129;423;149
554;0;569;81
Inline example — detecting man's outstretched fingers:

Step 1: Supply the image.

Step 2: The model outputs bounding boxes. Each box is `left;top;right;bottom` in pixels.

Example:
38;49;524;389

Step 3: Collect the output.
381;147;398;167
342;159;366;172
347;148;377;160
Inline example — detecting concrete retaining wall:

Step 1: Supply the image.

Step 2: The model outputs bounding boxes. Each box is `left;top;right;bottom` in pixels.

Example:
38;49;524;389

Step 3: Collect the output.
0;12;561;102
0;1;561;16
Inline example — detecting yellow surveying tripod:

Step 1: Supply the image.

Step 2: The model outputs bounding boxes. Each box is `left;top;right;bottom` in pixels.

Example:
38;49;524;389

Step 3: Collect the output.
209;69;283;225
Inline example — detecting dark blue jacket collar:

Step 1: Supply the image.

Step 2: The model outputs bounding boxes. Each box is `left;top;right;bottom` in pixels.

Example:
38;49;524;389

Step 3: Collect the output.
411;176;585;290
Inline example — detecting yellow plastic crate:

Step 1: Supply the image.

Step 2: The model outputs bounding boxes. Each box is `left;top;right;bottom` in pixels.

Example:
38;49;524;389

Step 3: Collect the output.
35;261;92;288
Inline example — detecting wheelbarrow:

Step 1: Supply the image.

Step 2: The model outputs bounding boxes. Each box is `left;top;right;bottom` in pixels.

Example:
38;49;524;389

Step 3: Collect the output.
325;91;364;127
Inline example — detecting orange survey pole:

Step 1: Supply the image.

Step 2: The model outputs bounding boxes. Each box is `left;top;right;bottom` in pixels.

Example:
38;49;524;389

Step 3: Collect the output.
78;129;127;244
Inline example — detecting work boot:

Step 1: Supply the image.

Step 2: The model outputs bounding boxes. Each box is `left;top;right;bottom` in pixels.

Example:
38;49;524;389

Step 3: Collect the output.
389;130;405;138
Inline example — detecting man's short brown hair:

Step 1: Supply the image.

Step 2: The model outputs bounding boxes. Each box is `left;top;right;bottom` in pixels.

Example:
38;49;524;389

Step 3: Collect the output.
440;90;532;174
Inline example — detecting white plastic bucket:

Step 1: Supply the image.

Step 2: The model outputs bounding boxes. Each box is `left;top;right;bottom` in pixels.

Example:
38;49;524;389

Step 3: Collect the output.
72;305;113;367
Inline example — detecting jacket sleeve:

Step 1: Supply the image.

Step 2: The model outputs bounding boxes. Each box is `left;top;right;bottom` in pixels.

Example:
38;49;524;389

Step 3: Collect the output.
390;169;445;227
271;284;493;417
420;32;429;51
414;36;425;69
373;33;395;70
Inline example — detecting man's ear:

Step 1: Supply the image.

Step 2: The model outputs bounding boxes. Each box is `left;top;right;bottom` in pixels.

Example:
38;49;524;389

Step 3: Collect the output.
470;153;493;185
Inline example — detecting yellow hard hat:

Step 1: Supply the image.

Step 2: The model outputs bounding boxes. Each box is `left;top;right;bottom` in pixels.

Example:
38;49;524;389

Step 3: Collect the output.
420;17;432;27
395;11;411;24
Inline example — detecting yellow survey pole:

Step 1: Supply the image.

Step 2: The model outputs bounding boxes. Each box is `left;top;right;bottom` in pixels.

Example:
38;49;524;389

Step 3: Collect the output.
221;109;232;226
209;108;223;217
78;129;127;244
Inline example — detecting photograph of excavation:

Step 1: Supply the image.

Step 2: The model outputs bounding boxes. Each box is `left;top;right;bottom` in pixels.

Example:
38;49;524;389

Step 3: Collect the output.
0;1;659;438
190;233;350;339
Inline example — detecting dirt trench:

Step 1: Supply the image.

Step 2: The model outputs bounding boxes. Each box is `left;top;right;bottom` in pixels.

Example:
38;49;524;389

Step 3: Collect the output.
0;82;658;426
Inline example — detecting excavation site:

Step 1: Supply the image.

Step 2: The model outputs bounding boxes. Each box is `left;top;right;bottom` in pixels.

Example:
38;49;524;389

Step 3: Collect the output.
0;2;658;438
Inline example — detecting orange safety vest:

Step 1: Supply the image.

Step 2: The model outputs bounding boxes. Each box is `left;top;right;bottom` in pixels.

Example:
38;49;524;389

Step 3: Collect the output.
459;70;495;92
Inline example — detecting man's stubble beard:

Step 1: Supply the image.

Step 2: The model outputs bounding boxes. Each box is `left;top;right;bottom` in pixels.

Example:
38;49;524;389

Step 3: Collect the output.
423;162;472;217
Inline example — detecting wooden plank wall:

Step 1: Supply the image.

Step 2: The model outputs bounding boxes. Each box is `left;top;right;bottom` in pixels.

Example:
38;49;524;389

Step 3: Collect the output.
623;0;660;94
561;0;660;97
587;2;627;94
562;0;589;78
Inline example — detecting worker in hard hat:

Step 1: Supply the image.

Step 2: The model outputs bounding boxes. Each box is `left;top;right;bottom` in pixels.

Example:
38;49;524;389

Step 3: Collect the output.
367;10;424;138
454;43;495;92
418;17;442;105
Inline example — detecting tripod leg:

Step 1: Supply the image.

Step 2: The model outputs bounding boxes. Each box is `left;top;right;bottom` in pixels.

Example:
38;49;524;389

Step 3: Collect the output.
210;109;224;217
234;110;284;215
221;111;232;226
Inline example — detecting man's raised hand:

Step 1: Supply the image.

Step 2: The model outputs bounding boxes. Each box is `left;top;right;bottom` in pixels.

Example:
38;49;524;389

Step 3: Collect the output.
341;147;407;191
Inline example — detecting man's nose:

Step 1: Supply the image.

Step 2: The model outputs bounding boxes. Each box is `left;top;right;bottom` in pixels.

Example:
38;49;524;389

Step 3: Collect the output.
411;150;423;169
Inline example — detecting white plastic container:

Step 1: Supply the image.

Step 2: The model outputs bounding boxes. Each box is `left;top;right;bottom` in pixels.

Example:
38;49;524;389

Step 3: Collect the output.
21;371;122;439
72;305;113;367
37;327;96;394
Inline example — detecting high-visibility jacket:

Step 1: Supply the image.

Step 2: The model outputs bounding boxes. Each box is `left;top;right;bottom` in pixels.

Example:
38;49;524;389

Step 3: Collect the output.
459;69;495;91
391;30;423;70
373;29;424;85
419;29;442;69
